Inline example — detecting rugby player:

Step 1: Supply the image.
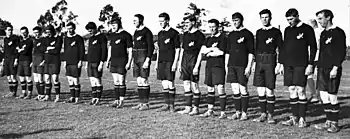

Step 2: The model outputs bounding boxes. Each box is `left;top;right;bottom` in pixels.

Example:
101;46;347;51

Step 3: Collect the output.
32;26;46;101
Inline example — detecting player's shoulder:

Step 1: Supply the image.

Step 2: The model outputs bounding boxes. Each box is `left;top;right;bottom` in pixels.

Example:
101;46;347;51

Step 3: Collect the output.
169;28;180;35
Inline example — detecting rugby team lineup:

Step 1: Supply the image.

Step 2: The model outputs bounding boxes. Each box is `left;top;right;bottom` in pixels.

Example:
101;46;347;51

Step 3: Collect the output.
0;6;347;134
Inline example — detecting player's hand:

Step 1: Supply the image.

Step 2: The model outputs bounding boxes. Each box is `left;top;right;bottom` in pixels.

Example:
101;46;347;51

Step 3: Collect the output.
39;60;45;66
77;61;82;68
305;64;313;76
330;66;338;79
47;46;55;50
244;66;251;78
193;67;199;75
29;63;33;67
171;63;177;72
98;63;103;72
106;61;110;69
154;63;158;71
251;62;256;73
177;64;182;73
13;59;18;67
142;61;149;69
313;67;318;78
125;63;131;70
275;63;281;75
278;64;284;75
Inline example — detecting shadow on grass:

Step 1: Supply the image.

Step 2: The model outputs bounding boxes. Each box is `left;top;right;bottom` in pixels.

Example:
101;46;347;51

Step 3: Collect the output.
0;127;73;138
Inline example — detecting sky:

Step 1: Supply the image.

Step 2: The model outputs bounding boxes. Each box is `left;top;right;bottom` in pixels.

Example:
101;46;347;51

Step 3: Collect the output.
0;0;349;43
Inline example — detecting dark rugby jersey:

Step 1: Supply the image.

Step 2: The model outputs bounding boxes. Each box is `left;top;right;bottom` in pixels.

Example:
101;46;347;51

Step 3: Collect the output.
43;35;63;64
182;30;206;56
18;38;34;62
64;34;85;65
87;33;107;63
255;27;283;63
133;26;154;58
157;27;180;62
3;35;20;59
108;30;133;66
204;33;227;68
33;38;46;57
281;23;317;66
318;26;346;68
227;28;254;67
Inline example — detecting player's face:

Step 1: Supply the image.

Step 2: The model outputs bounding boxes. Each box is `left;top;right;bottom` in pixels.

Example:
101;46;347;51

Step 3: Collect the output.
45;30;53;37
111;23;119;32
286;16;298;26
317;13;329;28
33;30;41;38
20;29;28;38
5;27;13;36
184;19;194;32
133;17;141;28
66;25;75;35
232;18;242;29
159;17;168;29
260;13;271;26
87;29;97;35
208;23;218;35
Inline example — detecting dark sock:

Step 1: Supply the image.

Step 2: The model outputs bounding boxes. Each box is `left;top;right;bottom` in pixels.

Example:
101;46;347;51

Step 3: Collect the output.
298;98;308;118
45;83;52;95
267;96;276;115
259;95;267;113
219;93;227;111
54;82;60;95
91;86;97;98
331;103;340;123
39;82;45;96
324;103;332;121
137;86;144;103
96;86;103;99
27;81;33;92
184;91;193;107
35;82;41;95
69;85;75;97
75;84;81;98
145;86;150;103
163;88;170;104
8;82;13;92
114;85;120;100
233;94;241;112
169;88;176;105
193;92;201;107
241;94;249;113
119;85;126;97
13;81;18;93
290;97;299;117
207;91;215;106
20;81;26;92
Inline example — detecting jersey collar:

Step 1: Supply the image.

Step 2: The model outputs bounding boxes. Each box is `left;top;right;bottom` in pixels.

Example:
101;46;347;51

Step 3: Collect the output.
211;32;221;37
261;25;273;30
136;25;145;31
232;26;245;31
189;28;198;33
162;26;171;31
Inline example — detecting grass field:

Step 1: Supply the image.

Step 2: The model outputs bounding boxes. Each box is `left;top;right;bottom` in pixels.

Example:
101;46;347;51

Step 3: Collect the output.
1;61;350;139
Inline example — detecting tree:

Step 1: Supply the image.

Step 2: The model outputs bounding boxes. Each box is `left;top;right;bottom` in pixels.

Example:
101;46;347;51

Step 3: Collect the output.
37;0;78;35
98;4;121;33
219;17;231;34
176;2;209;33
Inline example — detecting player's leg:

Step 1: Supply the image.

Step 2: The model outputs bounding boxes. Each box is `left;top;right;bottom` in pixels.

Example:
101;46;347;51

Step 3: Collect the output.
327;67;342;133
282;66;299;126
265;64;277;124
217;84;227;119
138;77;150;111
33;73;40;100
307;75;319;103
177;80;192;114
65;65;75;103
110;73;121;107
294;67;308;128
238;66;249;121
43;73;52;101
189;81;200;116
89;77;97;105
229;83;241;120
200;86;215;117
158;80;170;111
314;68;332;130
253;87;267;122
117;73;126;108
132;62;143;109
168;80;176;112
52;74;60;102
17;62;27;98
94;76;103;105
24;75;33;99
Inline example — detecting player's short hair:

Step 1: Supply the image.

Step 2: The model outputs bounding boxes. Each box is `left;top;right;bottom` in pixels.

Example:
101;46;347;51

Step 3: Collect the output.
316;9;334;21
183;15;197;22
20;26;29;32
232;12;244;22
98;25;104;32
134;14;144;25
85;22;97;30
110;18;123;29
259;9;272;17
45;25;55;33
285;8;299;17
66;22;76;29
159;12;170;21
208;19;220;27
33;26;42;32
5;23;13;29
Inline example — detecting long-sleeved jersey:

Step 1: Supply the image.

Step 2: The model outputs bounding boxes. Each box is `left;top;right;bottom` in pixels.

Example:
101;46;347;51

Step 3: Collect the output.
318;26;346;68
133;26;154;58
33;37;46;58
3;35;20;59
43;35;63;64
157;27;180;62
204;33;227;68
281;22;317;67
87;33;107;63
227;28;254;67
18;37;34;62
108;30;133;66
182;30;206;56
255;26;283;63
64;34;85;65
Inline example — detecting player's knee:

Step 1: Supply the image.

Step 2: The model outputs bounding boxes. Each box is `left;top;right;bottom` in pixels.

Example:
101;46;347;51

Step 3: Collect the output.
257;87;266;96
296;86;306;99
183;81;191;92
288;86;296;92
329;94;338;104
191;82;199;93
207;86;215;92
319;91;330;103
239;84;248;95
168;81;175;89
26;77;32;82
161;80;168;89
217;85;225;95
266;88;274;97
